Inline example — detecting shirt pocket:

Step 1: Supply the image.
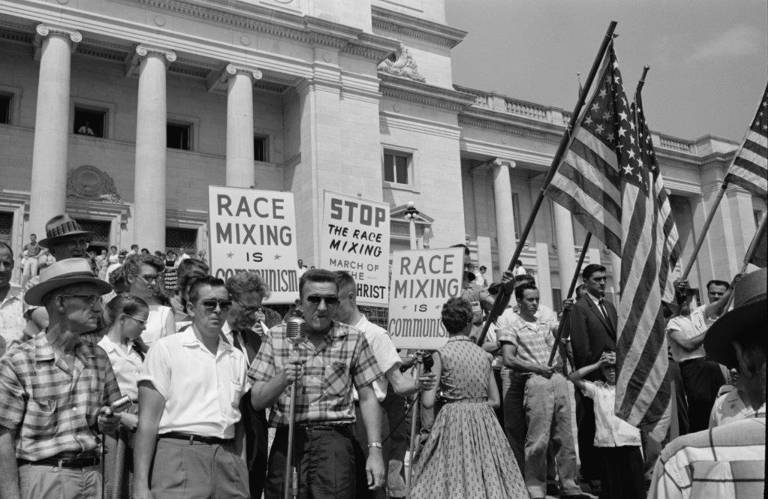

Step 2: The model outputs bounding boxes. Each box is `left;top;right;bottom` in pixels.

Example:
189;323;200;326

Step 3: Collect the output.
323;361;350;397
23;398;58;438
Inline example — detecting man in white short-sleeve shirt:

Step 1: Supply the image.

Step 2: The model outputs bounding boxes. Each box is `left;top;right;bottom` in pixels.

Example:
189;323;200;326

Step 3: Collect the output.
334;271;436;498
132;276;250;499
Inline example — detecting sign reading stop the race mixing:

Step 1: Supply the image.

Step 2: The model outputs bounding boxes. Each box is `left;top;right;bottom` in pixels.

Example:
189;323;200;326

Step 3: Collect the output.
387;247;464;350
320;191;390;307
208;186;299;304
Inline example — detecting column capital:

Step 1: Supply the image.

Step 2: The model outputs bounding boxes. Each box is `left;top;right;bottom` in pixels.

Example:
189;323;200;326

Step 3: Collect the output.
491;158;516;170
126;45;176;77
206;64;262;92
34;24;82;58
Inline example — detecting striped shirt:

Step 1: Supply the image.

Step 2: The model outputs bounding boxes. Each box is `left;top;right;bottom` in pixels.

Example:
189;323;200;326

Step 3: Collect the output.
497;310;558;367
0;331;122;460
649;417;765;499
247;321;382;426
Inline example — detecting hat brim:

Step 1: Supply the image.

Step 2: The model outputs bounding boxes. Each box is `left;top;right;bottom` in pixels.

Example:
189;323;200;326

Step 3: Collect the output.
25;275;112;306
703;299;767;369
39;230;92;248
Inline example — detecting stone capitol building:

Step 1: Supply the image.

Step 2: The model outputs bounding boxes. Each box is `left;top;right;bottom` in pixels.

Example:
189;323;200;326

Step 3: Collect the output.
0;0;763;308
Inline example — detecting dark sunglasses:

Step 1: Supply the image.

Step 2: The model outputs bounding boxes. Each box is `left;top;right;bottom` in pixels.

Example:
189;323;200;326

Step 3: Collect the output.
199;299;233;312
305;295;339;306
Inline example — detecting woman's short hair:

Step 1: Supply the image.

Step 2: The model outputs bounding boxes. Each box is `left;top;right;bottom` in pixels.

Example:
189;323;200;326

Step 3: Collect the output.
441;297;473;335
105;293;149;326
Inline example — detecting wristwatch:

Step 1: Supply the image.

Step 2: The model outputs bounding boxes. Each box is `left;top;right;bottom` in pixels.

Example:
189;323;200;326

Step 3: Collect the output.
367;441;382;449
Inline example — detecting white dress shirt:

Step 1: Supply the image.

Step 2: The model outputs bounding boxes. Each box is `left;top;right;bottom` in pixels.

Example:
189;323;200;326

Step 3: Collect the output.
581;380;641;447
138;327;249;439
354;315;401;402
98;335;143;401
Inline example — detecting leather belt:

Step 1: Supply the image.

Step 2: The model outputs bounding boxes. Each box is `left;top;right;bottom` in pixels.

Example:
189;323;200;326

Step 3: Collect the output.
18;452;100;469
160;431;233;445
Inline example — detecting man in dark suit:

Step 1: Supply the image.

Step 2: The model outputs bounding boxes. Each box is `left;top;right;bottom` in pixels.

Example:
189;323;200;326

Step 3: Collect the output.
568;263;617;488
225;271;282;499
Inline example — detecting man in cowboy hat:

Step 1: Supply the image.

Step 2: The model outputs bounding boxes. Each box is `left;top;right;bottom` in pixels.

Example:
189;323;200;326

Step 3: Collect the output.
39;214;93;261
649;268;766;499
0;258;123;499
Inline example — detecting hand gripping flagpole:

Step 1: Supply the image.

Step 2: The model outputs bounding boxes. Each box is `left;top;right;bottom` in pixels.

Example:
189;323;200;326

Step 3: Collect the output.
477;20;618;346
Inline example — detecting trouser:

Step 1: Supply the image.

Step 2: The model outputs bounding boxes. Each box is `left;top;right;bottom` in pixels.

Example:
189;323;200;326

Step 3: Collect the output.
266;425;357;499
242;405;269;499
382;385;411;497
597;446;645;499
576;389;600;481
523;373;581;498
21;258;38;285
502;368;527;467
150;437;248;499
103;427;134;499
18;462;101;499
680;357;726;433
353;404;389;499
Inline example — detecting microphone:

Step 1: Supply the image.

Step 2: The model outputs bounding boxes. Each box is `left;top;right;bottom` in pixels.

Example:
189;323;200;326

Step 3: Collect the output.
285;316;306;344
283;316;305;499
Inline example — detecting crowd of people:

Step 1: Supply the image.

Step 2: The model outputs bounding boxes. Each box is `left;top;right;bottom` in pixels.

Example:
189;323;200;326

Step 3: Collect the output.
0;214;764;499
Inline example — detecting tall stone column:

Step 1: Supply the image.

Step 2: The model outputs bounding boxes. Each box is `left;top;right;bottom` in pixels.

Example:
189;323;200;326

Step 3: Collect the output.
225;64;262;187
492;159;517;276
29;25;82;235
132;45;175;251
553;203;577;293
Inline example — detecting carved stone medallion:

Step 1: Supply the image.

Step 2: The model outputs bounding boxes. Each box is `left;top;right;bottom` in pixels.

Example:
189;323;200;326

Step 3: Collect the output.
67;165;122;202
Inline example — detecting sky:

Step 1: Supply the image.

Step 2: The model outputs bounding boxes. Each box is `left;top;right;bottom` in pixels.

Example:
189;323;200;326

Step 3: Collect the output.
445;0;767;142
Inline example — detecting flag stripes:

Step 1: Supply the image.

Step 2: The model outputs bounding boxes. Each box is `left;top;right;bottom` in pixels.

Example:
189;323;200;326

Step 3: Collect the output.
545;42;679;429
725;83;768;195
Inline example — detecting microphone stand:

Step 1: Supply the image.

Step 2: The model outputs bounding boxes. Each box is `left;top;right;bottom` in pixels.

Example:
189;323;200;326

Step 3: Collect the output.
284;317;304;499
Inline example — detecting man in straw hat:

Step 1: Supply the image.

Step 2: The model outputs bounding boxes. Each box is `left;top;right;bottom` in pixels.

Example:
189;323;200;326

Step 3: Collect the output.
39;214;93;261
0;258;122;499
649;268;766;499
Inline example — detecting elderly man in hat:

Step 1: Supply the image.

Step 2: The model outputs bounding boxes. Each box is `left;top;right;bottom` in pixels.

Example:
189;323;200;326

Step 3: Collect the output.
649;269;766;499
0;258;122;499
39;214;92;261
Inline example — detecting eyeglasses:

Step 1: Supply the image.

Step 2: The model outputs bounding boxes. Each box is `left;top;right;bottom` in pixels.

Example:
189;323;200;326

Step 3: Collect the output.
235;301;262;315
199;298;233;312
122;313;147;325
139;273;162;284
305;295;339;306
59;294;101;306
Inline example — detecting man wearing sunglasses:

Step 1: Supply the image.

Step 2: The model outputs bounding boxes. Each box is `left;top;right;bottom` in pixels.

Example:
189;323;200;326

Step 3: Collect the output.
0;258;121;499
249;268;386;498
133;275;250;499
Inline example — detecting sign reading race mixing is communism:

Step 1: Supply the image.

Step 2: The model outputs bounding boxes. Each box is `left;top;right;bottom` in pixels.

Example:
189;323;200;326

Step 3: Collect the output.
320;191;390;307
208;186;299;304
387;247;464;350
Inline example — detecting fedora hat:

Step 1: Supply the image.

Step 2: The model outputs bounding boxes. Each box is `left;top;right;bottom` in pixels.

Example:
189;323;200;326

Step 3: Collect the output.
25;258;112;306
39;214;92;248
704;268;767;369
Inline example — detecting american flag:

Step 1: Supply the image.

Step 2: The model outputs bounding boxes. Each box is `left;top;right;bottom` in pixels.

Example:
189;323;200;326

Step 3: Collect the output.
725;83;768;196
545;44;679;428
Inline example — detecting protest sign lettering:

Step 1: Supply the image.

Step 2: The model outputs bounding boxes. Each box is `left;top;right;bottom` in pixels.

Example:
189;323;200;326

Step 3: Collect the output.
320;191;390;306
209;186;299;303
388;247;464;350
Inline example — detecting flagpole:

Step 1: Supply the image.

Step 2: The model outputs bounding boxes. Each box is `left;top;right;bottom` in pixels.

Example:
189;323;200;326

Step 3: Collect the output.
476;20;618;346
547;232;592;368
738;210;767;273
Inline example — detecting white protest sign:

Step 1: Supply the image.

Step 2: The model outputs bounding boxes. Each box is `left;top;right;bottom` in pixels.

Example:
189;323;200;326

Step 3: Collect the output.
320;191;390;307
388;247;464;350
208;186;299;304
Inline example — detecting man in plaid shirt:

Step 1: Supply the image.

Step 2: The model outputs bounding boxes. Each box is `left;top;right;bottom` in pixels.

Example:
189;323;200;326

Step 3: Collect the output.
249;268;385;499
0;258;121;499
498;282;583;499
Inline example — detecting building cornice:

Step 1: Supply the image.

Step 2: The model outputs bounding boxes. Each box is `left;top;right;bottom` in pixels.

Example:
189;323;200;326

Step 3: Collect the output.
371;5;467;49
131;0;399;62
379;73;475;112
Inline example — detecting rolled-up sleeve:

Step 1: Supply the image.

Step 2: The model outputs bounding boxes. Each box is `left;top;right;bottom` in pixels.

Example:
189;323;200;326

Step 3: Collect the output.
352;336;383;389
137;341;171;399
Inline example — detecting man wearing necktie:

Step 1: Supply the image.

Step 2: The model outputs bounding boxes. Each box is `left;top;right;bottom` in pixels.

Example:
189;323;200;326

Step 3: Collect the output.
225;271;282;499
568;263;618;489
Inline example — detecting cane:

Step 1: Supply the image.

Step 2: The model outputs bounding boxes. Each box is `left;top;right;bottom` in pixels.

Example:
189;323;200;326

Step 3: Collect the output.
405;352;423;494
284;317;305;499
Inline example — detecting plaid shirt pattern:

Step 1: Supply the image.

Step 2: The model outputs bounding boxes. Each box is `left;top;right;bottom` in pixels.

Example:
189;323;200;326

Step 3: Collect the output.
247;321;382;426
0;332;122;460
497;309;557;367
